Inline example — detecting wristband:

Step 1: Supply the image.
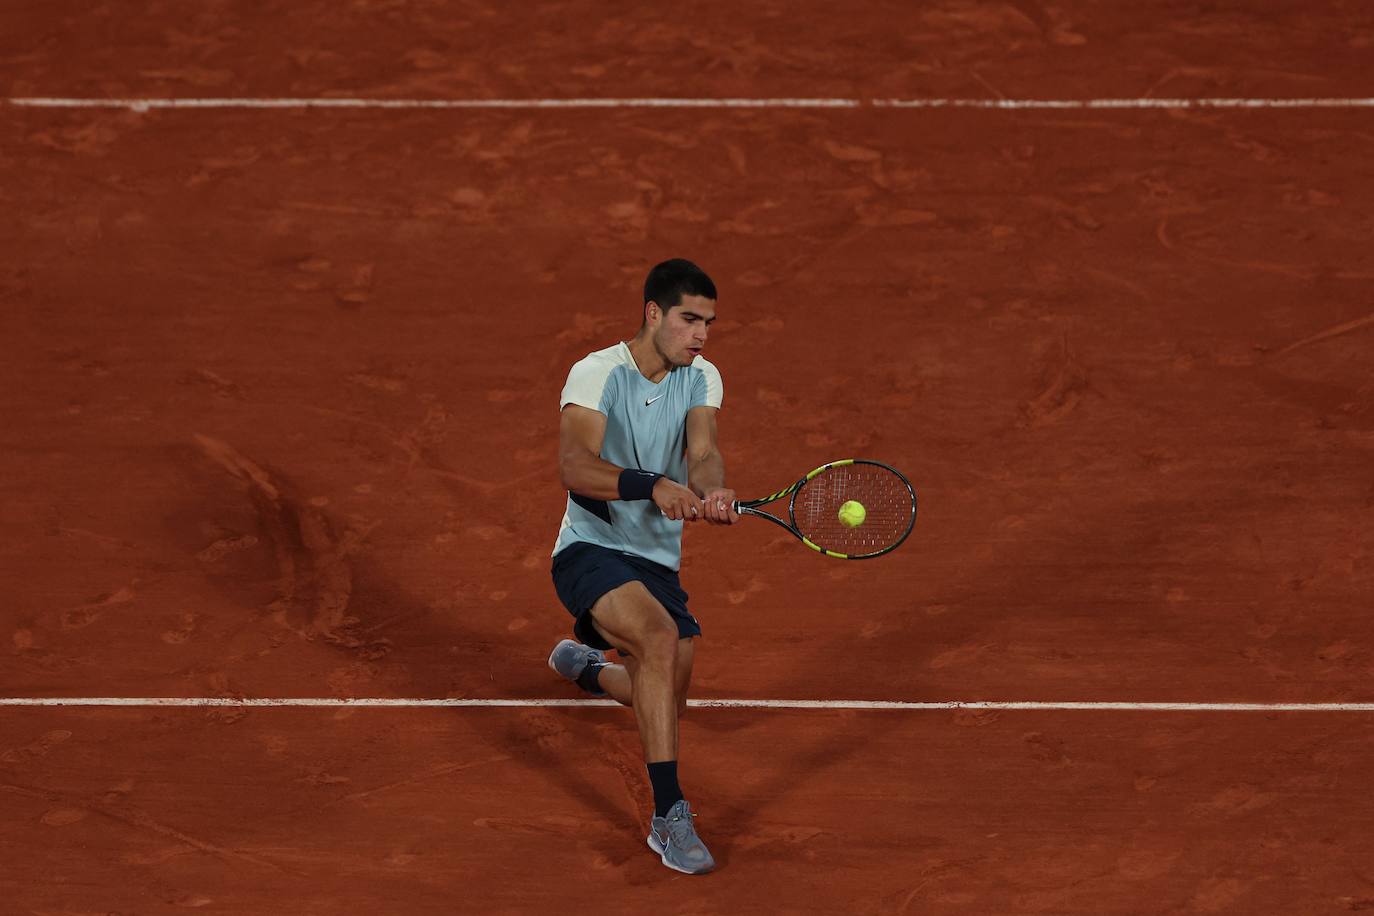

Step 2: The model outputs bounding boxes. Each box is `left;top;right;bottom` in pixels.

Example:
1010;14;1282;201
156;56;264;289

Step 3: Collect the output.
618;468;663;501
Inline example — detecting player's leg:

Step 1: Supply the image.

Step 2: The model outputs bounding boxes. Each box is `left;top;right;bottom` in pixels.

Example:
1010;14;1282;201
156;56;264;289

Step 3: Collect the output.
643;634;712;876
596;613;712;874
585;581;680;762
548;543;644;704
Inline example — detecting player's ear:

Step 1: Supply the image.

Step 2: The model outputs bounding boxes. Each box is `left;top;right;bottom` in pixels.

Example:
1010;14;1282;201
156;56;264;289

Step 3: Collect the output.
644;301;659;325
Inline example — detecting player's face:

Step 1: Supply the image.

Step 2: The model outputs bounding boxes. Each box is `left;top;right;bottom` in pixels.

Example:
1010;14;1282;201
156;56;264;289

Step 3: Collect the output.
651;294;716;367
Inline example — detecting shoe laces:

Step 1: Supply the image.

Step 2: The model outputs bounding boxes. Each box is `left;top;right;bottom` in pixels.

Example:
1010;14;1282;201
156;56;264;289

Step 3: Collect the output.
665;809;699;847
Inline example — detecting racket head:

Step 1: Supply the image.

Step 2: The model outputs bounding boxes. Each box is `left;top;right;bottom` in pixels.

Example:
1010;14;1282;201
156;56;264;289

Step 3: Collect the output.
787;459;917;559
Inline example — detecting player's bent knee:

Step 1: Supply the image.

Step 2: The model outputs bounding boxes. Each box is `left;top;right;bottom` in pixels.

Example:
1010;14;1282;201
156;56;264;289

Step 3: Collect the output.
599;603;677;665
592;583;675;657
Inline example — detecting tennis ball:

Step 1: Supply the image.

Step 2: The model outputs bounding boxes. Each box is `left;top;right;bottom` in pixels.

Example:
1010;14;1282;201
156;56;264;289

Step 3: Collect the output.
838;500;866;528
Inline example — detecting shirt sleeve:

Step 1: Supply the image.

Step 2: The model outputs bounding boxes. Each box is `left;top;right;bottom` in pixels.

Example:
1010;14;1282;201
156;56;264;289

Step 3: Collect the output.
690;358;724;410
560;355;616;414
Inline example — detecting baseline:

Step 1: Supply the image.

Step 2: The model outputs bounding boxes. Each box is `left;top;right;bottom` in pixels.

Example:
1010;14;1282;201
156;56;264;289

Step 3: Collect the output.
7;96;1374;111
2;697;1373;711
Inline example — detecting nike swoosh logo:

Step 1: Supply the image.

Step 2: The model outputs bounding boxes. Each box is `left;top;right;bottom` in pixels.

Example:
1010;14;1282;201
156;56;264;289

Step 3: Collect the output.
645;394;664;406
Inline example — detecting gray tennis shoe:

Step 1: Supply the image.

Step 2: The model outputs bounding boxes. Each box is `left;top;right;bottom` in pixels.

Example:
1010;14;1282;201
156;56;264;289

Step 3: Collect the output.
647;799;715;874
547;639;607;696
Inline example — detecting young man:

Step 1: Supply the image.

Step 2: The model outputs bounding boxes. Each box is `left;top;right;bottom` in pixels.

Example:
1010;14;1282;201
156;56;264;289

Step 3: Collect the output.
547;258;737;875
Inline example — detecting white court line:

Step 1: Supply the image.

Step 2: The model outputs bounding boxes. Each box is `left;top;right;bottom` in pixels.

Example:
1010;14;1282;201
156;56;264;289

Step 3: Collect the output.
6;96;1374;112
2;697;1373;711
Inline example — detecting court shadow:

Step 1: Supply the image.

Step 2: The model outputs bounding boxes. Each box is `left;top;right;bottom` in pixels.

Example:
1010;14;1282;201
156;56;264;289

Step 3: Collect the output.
175;435;646;868
692;706;876;864
340;557;649;867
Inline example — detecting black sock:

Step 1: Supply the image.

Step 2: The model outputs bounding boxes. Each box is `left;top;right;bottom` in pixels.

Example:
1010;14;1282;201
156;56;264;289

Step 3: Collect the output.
646;760;683;818
575;661;604;694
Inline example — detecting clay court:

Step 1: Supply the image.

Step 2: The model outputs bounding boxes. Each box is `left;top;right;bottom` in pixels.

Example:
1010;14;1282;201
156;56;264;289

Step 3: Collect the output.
4;2;1374;912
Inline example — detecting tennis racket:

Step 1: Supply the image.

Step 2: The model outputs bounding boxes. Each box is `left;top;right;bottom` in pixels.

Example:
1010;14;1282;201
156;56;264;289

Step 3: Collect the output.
731;459;917;559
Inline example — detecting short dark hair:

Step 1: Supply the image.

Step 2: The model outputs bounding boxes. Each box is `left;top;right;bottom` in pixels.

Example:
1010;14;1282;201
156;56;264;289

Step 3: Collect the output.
643;258;717;311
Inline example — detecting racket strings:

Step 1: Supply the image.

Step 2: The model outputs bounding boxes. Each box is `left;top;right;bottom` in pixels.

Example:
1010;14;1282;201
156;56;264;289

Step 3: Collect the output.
793;464;914;556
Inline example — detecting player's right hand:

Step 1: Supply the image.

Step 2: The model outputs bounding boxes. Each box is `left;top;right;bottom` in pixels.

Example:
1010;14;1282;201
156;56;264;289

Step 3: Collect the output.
653;478;704;522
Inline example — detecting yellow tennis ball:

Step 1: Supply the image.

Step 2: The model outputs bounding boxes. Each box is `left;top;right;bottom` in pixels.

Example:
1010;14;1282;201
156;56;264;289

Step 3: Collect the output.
838;500;866;528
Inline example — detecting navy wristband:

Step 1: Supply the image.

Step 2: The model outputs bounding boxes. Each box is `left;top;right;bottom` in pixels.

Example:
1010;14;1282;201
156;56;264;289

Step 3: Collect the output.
618;468;663;501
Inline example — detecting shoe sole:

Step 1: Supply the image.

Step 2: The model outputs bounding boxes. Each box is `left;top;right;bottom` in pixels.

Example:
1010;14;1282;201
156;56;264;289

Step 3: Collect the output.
646;834;715;875
546;642;567;675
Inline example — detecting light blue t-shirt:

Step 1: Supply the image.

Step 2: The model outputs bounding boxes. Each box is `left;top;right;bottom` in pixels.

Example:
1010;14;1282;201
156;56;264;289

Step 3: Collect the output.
553;341;724;571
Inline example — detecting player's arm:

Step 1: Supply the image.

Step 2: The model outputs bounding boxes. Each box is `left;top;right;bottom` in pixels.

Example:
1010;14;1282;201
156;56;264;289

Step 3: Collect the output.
685;406;738;525
559;405;703;520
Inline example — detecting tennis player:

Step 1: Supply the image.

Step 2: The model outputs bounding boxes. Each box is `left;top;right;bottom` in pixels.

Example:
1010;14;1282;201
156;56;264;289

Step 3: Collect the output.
547;258;736;875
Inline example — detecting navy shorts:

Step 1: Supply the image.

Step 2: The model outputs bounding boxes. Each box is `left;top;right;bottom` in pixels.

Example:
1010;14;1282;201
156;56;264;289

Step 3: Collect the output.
551;541;701;652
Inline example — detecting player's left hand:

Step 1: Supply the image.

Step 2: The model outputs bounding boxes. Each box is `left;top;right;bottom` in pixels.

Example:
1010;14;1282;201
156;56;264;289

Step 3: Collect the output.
701;488;739;525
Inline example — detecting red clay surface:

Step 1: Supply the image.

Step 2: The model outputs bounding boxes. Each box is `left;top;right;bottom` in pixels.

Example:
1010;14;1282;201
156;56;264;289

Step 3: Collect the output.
4;0;1374;100
6;709;1374;912
4;3;1374;913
